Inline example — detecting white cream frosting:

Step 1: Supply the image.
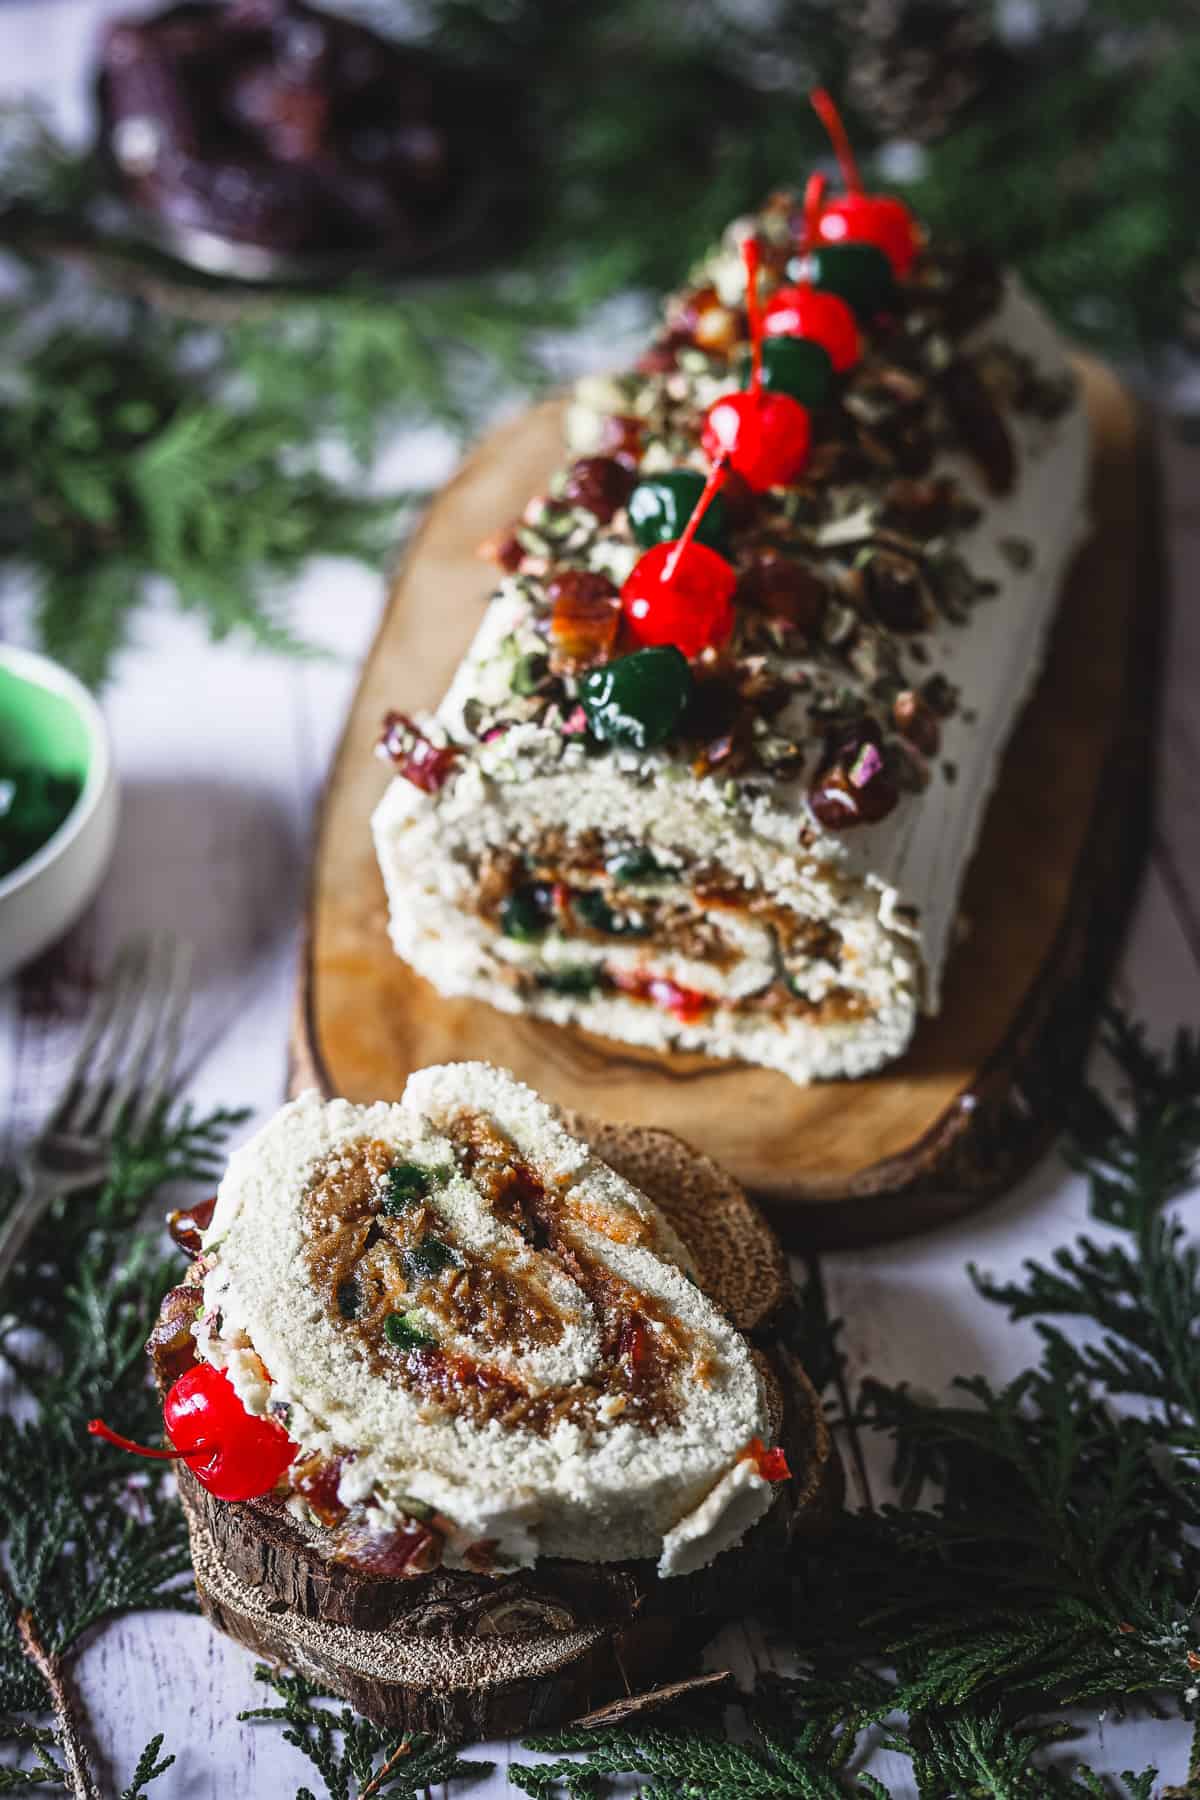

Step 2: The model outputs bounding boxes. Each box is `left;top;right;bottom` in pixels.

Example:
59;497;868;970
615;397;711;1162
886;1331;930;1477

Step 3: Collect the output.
196;1067;777;1577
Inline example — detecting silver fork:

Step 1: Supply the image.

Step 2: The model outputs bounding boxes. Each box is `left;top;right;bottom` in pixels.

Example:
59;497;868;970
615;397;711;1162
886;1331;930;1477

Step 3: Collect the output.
0;933;193;1296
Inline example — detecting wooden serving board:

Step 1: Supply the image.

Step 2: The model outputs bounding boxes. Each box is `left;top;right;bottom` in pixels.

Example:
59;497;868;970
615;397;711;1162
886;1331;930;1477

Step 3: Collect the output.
292;356;1159;1248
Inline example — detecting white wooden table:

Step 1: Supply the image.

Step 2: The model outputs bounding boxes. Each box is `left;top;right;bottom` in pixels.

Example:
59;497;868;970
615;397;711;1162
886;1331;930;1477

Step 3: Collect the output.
3;5;1200;1792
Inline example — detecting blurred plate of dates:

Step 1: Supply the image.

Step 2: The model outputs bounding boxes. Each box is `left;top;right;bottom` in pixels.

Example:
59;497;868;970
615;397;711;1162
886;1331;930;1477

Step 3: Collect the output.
94;0;520;287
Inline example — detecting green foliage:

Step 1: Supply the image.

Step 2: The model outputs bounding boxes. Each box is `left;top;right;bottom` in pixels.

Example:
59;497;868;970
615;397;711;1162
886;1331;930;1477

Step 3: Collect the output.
118;1735;176;1800
1;0;1197;684
0;312;401;687
238;1666;492;1798
0;1100;246;1789
515;1009;1200;1795
518;1712;1159;1798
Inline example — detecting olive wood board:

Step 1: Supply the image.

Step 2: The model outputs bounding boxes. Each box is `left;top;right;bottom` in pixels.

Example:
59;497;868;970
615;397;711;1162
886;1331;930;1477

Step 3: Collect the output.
291;354;1159;1248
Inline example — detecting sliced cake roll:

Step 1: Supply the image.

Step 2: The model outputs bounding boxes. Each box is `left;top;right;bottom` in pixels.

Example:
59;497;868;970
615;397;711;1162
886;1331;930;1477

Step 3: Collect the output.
372;187;1090;1084
114;1067;835;1731
187;1065;792;1579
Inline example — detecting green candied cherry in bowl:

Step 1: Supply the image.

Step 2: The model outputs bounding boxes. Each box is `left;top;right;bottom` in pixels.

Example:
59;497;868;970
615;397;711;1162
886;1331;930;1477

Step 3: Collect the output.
0;648;118;981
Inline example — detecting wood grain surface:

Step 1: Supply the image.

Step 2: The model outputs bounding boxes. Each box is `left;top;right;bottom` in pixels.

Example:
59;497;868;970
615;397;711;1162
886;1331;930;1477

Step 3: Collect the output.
293;357;1157;1247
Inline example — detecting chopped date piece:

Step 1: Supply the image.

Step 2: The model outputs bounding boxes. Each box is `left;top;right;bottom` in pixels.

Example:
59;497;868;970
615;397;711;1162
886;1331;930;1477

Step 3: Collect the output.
331;1515;443;1577
476;525;523;571
809;716;899;829
691;728;752;780
547;570;621;670
939;359;1016;496
860;550;930;634
636;328;692;375
893;689;941;756
881;476;976;538
377;713;459;793
809;759;899;829
292;1452;350;1528
599;414;644;467
736;552;827;638
146;1284;203;1384
671;283;741;355
168;1194;217;1256
717;468;759;531
561;456;638;524
618;1314;651;1374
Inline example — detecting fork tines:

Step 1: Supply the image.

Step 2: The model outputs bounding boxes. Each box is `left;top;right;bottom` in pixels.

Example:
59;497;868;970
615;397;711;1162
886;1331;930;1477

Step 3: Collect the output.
48;932;193;1144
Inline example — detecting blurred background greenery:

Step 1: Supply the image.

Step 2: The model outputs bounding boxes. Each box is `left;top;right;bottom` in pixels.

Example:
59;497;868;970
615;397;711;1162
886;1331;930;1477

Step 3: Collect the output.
2;0;1197;684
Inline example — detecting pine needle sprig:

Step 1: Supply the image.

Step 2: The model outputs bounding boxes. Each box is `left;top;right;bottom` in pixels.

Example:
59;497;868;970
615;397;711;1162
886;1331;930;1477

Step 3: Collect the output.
117;1736;175;1800
519;1709;1157;1799
0;1099;246;1791
515;1007;1200;1795
238;1667;492;1799
974;1011;1200;1444
0;306;404;686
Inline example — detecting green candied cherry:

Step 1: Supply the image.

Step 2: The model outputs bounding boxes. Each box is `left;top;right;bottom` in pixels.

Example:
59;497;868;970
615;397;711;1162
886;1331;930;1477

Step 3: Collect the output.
382;1161;436;1213
580;646;693;752
404;1237;458;1282
384;1310;437;1351
573;890;649;937
628;470;729;552
500;882;553;942
536;966;598;996
795;242;897;322
607;847;667;884
741;335;835;407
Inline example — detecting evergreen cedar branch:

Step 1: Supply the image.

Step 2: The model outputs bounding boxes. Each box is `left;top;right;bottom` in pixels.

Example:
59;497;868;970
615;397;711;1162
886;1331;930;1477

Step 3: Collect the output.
0;1008;1197;1792
0;0;1197;686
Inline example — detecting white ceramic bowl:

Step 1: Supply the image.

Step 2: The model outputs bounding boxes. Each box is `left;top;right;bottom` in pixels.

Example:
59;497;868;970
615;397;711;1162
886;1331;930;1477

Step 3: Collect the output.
0;647;119;982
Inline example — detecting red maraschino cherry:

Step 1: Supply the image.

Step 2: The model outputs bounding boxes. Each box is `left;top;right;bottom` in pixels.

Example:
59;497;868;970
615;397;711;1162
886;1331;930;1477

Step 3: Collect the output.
621;458;737;658
89;1362;296;1503
763;286;859;372
762;172;860;372
809;88;918;278
701;238;810;493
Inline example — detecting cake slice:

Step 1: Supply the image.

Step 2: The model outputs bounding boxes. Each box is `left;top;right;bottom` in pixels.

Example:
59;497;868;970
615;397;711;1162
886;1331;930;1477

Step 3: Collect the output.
121;1066;836;1733
372;189;1089;1084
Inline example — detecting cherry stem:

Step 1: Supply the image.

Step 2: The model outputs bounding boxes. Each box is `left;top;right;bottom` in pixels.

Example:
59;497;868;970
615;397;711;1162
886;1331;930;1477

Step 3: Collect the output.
810;88;862;193
803;171;827;252
88;1417;197;1463
742;234;763;399
663;458;729;582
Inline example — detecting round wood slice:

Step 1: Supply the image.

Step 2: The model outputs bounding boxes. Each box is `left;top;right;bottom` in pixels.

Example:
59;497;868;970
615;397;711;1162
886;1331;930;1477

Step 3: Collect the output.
158;1126;839;1733
292;355;1159;1247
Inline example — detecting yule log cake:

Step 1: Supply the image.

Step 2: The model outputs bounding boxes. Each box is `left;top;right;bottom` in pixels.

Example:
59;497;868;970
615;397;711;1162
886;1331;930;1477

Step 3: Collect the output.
92;1064;833;1726
372;94;1090;1086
